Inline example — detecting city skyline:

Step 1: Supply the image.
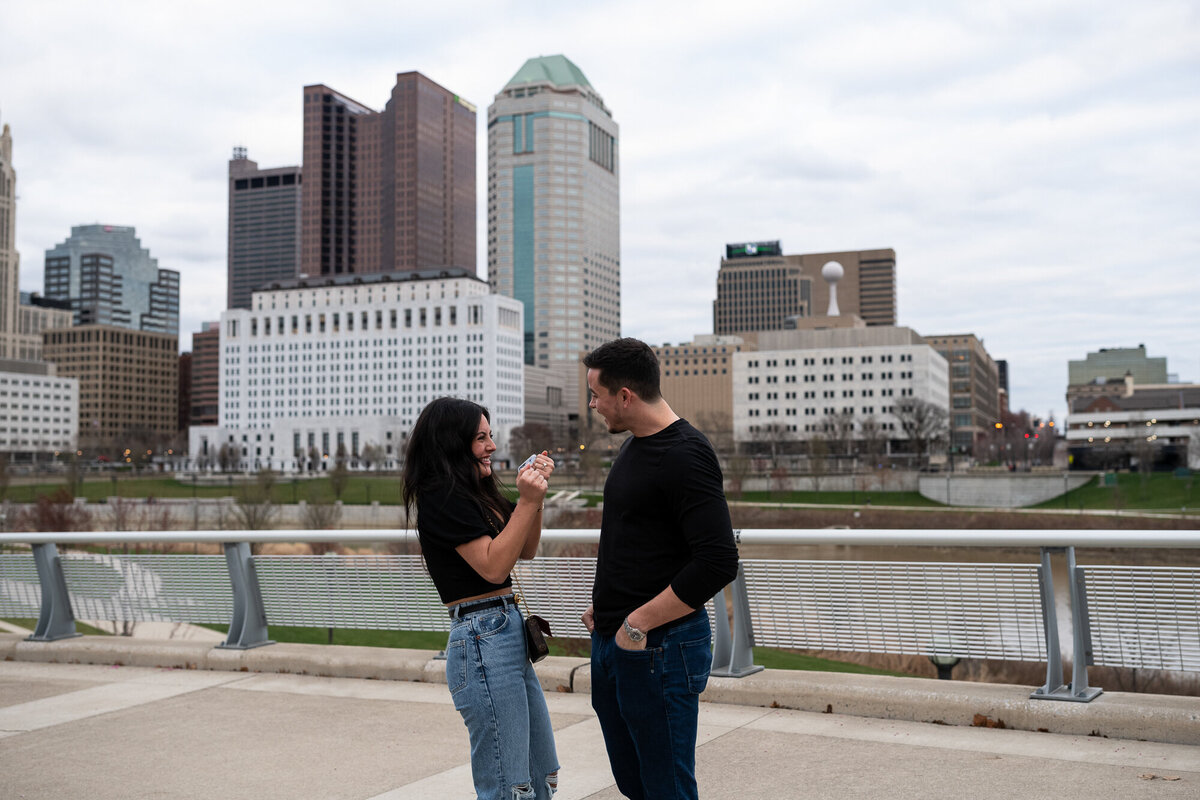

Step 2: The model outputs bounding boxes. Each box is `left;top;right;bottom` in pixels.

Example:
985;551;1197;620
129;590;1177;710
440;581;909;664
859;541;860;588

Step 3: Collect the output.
2;1;1197;427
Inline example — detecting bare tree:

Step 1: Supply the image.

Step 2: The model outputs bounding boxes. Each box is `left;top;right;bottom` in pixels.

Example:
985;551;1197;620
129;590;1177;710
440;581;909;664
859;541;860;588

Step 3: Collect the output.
509;423;556;461
330;443;350;500
302;485;342;553
15;488;92;532
822;411;857;467
218;442;238;473
360;443;384;471
107;496;138;532
1133;435;1155;497
230;468;279;530
891;398;949;469
691;412;736;464
750;423;796;472
807;435;830;492
0;452;9;502
859;415;889;468
725;452;751;500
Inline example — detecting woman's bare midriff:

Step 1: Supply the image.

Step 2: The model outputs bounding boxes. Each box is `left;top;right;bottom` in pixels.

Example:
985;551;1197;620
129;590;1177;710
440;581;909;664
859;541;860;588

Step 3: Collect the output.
445;586;514;607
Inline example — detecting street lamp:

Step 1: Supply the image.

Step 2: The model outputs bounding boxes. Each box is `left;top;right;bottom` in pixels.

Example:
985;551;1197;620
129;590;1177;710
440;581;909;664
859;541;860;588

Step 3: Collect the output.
929;652;960;680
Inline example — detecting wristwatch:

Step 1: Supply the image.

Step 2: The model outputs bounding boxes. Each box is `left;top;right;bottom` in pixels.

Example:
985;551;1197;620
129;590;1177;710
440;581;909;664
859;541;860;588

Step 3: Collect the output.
622;617;646;643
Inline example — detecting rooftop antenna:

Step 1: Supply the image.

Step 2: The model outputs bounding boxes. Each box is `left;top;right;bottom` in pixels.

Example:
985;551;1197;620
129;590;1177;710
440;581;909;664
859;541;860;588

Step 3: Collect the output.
232;146;248;160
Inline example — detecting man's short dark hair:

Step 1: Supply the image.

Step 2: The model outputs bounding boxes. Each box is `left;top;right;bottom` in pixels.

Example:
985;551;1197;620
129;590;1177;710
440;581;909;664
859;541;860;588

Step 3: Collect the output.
583;337;661;401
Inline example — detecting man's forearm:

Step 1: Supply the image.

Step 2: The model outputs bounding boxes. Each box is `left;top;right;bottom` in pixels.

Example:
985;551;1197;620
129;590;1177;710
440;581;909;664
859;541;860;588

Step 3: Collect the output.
625;585;694;634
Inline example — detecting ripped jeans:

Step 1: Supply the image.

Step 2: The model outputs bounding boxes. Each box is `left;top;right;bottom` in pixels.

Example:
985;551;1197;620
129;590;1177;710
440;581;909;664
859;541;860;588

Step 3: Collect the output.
446;598;559;799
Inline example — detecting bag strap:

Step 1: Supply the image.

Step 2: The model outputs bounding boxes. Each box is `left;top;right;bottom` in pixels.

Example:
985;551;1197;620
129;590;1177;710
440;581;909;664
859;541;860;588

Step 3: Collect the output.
484;508;532;617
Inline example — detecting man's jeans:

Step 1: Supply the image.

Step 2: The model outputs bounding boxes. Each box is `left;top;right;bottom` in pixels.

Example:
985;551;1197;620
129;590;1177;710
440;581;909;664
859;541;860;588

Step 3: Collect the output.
590;611;712;800
446;599;559;800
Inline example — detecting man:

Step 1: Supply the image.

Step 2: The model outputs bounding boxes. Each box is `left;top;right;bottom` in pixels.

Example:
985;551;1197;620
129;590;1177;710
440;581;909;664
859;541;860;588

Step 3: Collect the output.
581;337;739;800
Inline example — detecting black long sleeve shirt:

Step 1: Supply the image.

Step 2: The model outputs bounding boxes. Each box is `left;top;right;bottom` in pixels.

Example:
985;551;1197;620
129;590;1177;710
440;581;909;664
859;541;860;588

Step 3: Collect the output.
592;419;739;635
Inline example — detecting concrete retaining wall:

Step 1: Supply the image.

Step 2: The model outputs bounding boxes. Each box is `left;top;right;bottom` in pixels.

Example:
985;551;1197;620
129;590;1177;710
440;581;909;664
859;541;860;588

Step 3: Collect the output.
732;471;920;494
3;497;405;531
918;473;1093;508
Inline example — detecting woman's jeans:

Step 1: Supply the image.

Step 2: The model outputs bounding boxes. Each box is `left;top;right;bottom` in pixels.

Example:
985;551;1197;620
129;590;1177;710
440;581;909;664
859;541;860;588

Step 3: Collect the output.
445;598;559;800
589;610;712;800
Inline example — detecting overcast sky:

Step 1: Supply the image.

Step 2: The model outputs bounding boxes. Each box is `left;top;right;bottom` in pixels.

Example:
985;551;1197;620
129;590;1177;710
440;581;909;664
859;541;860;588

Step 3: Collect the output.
3;0;1197;424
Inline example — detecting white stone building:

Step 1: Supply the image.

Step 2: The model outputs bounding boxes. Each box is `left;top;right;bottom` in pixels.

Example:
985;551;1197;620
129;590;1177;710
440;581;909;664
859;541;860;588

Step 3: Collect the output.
189;269;525;472
0;360;78;460
733;327;949;451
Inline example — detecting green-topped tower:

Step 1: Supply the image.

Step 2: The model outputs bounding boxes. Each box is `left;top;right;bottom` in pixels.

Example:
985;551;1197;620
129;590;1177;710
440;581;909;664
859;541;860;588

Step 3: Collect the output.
487;55;620;371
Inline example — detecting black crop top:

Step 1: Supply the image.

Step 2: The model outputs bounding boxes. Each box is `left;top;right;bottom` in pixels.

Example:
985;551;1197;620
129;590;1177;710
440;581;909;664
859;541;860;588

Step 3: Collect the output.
416;484;513;603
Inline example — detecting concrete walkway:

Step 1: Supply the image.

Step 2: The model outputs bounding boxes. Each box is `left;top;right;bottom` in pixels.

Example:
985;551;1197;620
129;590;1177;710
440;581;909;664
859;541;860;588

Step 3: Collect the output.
1;635;1198;799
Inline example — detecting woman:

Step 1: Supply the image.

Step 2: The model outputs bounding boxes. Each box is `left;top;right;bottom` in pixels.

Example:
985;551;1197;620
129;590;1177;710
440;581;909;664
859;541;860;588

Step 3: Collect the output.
402;397;559;800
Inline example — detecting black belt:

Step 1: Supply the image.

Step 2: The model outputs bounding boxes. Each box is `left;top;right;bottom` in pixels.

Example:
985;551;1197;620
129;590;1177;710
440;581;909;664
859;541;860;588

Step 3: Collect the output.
448;594;515;619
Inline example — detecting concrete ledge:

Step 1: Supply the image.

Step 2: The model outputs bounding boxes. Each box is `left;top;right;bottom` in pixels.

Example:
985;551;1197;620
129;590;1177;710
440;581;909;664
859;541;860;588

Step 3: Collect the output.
699;669;1200;746
0;632;21;660
0;634;586;692
5;634;1197;746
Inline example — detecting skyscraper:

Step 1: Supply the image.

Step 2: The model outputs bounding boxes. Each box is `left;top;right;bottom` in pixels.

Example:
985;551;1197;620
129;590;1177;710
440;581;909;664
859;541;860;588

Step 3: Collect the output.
0;113;72;367
227;148;301;310
488;55;620;367
300;73;475;278
44;225;180;334
0;117;17;351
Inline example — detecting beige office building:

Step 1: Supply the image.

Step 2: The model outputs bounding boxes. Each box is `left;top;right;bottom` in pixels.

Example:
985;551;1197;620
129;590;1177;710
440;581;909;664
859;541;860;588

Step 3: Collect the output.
925;333;1000;456
714;244;896;334
42;325;179;450
654;335;756;439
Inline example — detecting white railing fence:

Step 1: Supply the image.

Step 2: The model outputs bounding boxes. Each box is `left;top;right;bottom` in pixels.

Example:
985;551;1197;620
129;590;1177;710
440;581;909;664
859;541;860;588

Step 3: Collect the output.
2;529;1198;704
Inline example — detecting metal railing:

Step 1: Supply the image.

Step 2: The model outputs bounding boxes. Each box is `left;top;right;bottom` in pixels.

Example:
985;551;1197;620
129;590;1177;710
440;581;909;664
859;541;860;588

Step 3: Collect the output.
2;529;1198;704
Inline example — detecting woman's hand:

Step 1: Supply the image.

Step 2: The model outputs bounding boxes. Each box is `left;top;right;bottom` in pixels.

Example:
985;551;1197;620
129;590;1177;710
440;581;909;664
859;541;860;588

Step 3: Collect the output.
516;452;550;505
518;451;556;479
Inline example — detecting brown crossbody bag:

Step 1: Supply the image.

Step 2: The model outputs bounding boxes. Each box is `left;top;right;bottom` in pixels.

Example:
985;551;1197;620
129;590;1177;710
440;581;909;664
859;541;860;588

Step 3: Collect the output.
486;510;552;663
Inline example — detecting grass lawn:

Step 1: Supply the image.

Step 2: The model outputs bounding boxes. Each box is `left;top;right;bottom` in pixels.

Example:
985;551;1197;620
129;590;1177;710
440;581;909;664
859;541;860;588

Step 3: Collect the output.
6;469;1196;513
196;624;909;676
1033;472;1200;513
4;615;911;676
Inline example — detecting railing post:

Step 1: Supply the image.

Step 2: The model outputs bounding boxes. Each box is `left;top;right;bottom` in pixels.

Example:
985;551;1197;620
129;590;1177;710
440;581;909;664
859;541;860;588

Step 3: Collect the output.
1031;546;1101;702
1066;547;1102;701
26;543;81;642
1030;547;1066;699
216;541;274;649
710;563;763;678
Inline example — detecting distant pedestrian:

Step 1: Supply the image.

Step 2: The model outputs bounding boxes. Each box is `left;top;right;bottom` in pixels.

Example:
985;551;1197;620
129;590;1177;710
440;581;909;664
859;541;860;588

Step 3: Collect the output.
580;338;739;800
402;397;559;799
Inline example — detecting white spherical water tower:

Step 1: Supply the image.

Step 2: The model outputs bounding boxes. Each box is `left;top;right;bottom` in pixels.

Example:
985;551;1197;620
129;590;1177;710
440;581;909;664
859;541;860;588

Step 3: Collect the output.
822;260;844;316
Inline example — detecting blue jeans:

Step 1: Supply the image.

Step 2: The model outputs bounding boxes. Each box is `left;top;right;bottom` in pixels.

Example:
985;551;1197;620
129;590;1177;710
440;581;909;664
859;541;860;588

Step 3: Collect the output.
445;599;559;799
590;610;712;800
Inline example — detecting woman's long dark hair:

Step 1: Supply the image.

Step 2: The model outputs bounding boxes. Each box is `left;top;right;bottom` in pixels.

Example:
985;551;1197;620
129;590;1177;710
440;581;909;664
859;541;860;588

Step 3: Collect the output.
402;397;511;528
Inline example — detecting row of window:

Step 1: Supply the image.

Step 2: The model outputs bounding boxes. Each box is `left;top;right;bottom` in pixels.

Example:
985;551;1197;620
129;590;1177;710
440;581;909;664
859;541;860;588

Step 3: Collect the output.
747;353;912;368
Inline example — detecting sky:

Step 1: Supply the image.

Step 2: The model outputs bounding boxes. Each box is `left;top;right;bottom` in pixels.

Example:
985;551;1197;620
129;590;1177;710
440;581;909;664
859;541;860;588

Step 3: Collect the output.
2;0;1197;425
